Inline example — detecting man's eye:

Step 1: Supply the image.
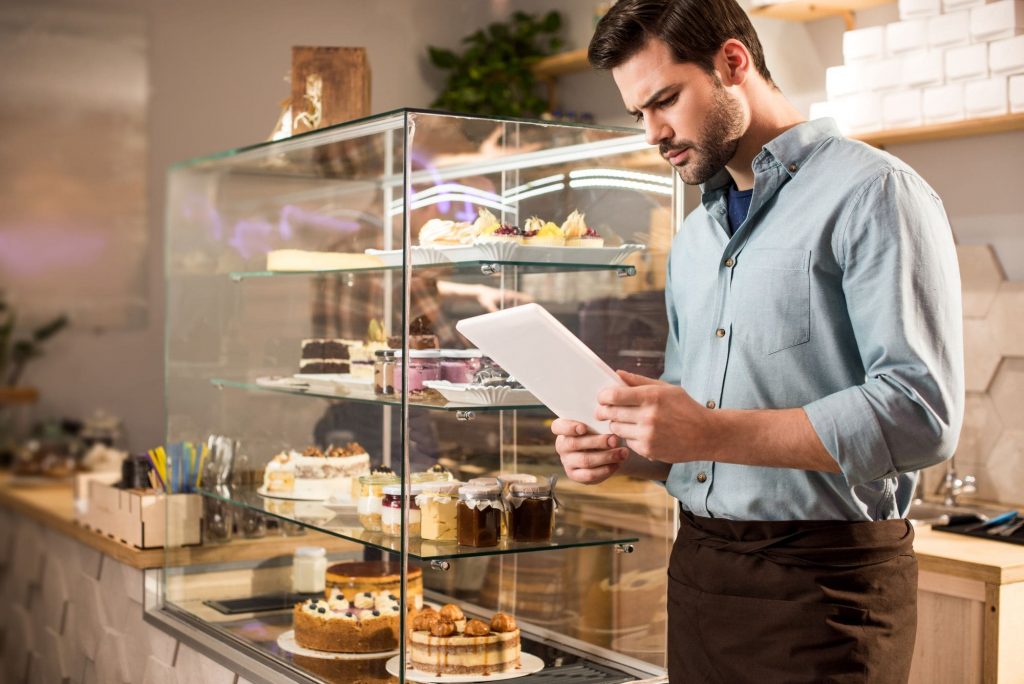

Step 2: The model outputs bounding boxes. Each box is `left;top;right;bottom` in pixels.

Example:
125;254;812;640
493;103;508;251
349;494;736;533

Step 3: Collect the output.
657;94;678;109
633;111;644;123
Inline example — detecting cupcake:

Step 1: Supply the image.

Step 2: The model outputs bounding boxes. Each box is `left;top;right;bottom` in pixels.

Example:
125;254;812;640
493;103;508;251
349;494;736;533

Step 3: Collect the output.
522;216;565;247
561;210;604;247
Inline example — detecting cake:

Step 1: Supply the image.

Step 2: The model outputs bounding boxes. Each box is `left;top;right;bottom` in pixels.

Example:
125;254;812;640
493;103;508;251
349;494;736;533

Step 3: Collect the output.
477;223;523;244
266;249;384;272
299;338;357;375
262;444;370;501
290;653;392;684
561;209;604;247
293;589;401;653
418;218;477;246
407;606;521;676
325;561;424;610
387;315;440;351
522;216;566;247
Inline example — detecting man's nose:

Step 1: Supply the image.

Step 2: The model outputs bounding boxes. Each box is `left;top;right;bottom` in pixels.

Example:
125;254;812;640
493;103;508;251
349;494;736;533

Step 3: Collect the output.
643;114;671;147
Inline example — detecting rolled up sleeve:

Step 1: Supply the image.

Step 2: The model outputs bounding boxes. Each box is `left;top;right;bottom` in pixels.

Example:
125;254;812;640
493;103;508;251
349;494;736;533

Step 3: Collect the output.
804;168;964;487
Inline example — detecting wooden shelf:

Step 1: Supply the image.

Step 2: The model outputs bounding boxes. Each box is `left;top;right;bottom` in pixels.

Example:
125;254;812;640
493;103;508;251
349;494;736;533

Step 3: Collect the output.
854;112;1024;147
749;0;892;25
532;48;589;80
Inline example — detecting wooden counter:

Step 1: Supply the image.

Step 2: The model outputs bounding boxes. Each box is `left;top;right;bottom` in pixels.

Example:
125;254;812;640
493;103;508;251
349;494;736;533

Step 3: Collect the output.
0;477;359;570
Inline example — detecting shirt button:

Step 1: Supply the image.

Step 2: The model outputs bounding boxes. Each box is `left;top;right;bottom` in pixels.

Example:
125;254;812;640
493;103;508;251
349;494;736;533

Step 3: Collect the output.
696;471;708;483
723;258;735;268
788;163;798;172
705;400;716;409
716;328;726;338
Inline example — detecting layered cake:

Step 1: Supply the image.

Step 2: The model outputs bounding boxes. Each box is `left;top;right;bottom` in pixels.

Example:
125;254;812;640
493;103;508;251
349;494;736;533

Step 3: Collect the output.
408;606;521;676
262;444;370;501
325;561;424;610
300;338;356;375
387;315;439;351
293;589;401;653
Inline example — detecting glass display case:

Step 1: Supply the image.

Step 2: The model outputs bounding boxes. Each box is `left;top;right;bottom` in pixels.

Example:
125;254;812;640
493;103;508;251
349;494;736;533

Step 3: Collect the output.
157;109;680;683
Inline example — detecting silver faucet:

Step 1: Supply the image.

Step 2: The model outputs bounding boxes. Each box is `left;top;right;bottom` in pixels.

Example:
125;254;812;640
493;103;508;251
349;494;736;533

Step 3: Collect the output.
935;460;976;506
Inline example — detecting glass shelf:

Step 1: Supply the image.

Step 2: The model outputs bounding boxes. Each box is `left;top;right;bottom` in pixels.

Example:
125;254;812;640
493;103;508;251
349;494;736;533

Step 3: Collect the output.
229;259;638;281
211;378;547;413
199;485;640;562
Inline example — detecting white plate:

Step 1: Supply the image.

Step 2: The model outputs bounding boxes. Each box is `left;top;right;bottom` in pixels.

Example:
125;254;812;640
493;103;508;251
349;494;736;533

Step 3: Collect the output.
385;652;544;683
422;381;538;406
444;242;645;266
321;499;358;511
276;630;398;660
366;243;645;268
365;246;460;267
256;486;328;502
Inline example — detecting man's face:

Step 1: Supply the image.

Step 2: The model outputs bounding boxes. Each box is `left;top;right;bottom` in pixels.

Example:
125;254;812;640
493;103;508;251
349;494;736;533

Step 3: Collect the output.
613;38;746;185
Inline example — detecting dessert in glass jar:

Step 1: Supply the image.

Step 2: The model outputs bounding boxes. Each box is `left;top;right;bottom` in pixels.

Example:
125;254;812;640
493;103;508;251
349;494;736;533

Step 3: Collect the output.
380;484;422;537
394;350;441;393
357;471;399;532
439;349;485;384
508;480;556;542
417;481;463;542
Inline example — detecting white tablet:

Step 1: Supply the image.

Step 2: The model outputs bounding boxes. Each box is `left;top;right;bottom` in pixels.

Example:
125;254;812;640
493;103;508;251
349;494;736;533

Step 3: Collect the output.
455;303;625;434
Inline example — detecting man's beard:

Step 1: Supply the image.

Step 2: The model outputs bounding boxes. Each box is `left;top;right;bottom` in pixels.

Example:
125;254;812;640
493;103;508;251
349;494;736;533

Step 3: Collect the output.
661;81;745;185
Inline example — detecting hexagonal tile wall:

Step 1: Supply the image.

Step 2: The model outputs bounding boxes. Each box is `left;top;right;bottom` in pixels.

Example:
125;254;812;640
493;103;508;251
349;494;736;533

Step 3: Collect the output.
990;282;1024;359
952;393;1004;469
982;430;1024;505
957;244;1006;318
963;318;1003;392
989;358;1024;427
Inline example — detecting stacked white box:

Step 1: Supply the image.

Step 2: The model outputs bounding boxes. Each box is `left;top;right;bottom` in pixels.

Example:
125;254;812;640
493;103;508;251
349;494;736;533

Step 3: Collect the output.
944;0;998;8
945;43;990;80
902;50;947;86
964;76;1010;115
928;11;972;47
970;0;1024;41
844;26;887;62
924;82;967;121
883;89;925;126
809;101;837;121
826;64;864;98
863;57;905;91
840;92;884;131
900;0;943;19
990;34;1024;73
887;19;929;54
1010;73;1024;110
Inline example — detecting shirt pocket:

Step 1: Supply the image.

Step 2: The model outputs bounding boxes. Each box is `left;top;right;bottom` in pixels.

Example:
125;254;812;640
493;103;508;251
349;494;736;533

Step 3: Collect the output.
733;248;811;355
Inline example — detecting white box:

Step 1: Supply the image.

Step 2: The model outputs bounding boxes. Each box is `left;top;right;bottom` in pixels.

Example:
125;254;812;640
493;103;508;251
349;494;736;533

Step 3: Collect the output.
844;26;887;62
76;480;203;549
826;64;865;98
900;0;943;19
862;57;905;91
887;19;929;54
809;101;837;121
1010;73;1024;110
928;12;971;48
836;92;884;132
964;76;1010;115
970;0;1024;41
990;34;1024;73
946;43;990;80
923;82;967;122
902;50;946;86
883;89;925;127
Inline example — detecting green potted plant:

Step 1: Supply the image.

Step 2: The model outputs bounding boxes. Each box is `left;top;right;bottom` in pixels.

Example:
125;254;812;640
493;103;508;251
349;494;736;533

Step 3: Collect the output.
0;291;68;404
428;10;563;118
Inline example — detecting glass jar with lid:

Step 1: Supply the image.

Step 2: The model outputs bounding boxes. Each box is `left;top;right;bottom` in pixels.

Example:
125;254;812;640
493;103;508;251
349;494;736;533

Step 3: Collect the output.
394;350;441;393
292;546;327;593
381;484;422;537
416;481;463;541
508;480;556;542
457;484;504;547
373;349;397;395
439;349;485;384
357;472;399;532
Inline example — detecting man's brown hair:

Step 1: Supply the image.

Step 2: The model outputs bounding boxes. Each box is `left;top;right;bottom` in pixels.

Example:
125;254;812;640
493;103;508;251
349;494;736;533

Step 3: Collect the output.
589;0;775;86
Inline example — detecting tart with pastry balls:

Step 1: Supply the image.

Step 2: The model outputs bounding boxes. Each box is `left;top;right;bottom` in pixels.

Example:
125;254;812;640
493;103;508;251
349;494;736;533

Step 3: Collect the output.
408;607;521;676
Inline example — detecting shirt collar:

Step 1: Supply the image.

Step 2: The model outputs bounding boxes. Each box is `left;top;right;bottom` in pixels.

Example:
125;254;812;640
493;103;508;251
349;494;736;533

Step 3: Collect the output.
700;118;842;195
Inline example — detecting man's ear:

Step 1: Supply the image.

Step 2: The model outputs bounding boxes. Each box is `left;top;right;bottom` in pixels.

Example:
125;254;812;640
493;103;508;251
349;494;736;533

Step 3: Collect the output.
719;39;752;86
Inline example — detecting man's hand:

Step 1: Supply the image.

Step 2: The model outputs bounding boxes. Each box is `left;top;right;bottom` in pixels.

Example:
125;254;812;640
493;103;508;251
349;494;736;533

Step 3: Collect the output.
595;370;717;463
551;418;628;485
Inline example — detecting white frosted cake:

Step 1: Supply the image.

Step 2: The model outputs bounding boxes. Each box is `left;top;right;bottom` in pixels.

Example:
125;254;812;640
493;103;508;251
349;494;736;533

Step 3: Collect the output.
263;445;370;501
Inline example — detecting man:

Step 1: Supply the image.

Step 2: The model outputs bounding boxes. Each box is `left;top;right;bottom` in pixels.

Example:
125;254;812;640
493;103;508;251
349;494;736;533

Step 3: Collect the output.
552;1;964;681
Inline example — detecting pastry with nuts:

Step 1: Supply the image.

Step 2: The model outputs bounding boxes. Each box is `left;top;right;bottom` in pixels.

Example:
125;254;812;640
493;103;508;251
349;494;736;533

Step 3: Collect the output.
407;604;521;675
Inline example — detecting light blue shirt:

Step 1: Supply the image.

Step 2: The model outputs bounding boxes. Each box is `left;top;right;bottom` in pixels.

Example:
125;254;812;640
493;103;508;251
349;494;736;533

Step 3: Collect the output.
662;118;964;522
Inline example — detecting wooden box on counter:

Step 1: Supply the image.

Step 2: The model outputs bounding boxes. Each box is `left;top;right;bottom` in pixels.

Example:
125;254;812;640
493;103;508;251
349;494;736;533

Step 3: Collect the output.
75;478;202;549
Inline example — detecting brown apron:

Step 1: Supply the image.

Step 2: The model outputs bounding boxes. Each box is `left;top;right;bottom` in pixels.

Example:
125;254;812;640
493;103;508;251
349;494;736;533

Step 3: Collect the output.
667;511;917;684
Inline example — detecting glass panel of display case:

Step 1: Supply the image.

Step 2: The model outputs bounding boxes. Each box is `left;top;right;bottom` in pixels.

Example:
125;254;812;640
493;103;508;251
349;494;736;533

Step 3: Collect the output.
164;109;677;682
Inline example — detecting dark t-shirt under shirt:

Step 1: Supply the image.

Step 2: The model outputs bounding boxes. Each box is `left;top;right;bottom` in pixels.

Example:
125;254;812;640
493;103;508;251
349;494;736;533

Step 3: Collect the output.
727;183;754;235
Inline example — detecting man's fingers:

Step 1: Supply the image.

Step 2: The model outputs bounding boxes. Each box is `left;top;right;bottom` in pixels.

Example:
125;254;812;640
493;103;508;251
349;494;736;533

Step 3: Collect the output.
597;385;645;407
551;418;588;436
565;462;621;484
557;433;620;453
560;448;627;471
